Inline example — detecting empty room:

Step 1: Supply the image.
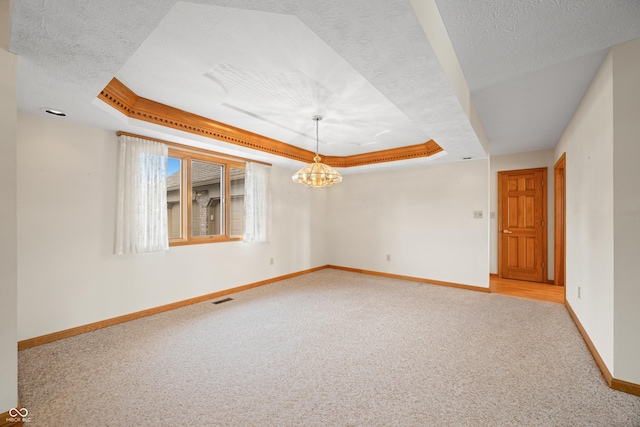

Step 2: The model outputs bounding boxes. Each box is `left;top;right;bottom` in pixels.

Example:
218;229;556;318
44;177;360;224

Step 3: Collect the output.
1;1;639;426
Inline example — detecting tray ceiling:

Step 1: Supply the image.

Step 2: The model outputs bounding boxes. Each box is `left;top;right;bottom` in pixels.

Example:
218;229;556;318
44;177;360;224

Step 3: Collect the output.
9;0;640;169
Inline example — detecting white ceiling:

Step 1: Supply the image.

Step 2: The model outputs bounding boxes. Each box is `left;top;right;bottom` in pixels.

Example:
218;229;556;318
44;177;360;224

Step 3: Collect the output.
8;0;640;170
116;3;434;157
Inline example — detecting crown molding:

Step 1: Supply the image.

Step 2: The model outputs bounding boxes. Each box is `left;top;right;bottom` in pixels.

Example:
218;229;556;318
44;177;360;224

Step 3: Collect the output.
98;78;443;167
322;140;442;167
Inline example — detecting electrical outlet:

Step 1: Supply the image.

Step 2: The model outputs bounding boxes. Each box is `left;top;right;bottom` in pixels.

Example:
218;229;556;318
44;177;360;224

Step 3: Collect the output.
578;287;581;299
386;254;391;261
490;212;496;219
473;210;483;219
270;258;274;265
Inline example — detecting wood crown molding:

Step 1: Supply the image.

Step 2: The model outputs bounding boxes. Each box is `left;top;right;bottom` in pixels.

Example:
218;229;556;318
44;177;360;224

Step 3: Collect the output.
322;140;442;167
99;78;443;168
116;131;271;166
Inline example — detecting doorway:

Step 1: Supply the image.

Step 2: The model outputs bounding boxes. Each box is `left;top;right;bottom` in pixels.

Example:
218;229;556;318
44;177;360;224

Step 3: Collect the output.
554;154;566;287
498;168;547;282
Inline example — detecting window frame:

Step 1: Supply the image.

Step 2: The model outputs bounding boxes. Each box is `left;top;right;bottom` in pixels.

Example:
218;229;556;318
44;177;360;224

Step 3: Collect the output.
168;147;245;246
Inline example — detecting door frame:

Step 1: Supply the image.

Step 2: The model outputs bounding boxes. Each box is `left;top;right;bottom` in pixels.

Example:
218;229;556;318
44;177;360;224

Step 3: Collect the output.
554;153;566;287
497;167;548;283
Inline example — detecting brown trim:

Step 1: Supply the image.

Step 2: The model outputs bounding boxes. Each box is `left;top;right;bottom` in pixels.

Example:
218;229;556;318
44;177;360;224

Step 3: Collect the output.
544;279;555;285
18;266;328;350
117;131;272;166
1;407;23;426
99;77;136;114
554;153;566;287
101;78;313;162
322;141;443;167
563;299;640;396
491;277;639;396
564;299;613;385
101;78;443;167
16;262;640;398
611;378;640;397
328;265;490;293
18;265;491;350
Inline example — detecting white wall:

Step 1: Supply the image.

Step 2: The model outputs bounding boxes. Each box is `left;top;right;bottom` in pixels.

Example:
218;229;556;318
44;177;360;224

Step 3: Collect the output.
0;0;18;413
611;38;640;384
556;38;640;385
555;51;615;373
327;159;490;288
17;113;327;340
489;149;555;280
17;111;490;344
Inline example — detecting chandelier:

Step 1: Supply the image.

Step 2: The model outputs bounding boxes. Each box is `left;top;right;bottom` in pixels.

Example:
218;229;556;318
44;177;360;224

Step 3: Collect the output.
292;115;343;188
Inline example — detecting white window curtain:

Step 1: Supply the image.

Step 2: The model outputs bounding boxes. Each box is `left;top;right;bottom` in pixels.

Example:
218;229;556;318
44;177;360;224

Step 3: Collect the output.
115;135;169;254
244;162;270;243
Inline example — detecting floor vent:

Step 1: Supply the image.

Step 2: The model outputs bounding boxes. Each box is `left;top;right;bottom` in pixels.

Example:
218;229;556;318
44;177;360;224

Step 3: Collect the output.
213;297;233;305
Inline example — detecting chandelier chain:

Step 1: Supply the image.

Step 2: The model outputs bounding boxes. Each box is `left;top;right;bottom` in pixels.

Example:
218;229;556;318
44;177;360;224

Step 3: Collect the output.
316;118;319;155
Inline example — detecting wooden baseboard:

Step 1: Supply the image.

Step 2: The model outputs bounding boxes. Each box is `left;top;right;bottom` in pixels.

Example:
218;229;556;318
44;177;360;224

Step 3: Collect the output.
17;266;640;398
565;299;640;397
1;406;24;427
564;299;613;384
611;378;640;397
18;266;328;350
18;265;488;350
328;265;490;293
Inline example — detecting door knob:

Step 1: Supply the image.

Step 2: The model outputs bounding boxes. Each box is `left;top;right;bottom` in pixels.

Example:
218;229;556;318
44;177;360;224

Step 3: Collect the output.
502;229;512;234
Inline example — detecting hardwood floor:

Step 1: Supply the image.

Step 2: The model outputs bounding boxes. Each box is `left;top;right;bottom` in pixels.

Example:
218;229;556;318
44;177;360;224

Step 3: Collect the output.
490;275;565;304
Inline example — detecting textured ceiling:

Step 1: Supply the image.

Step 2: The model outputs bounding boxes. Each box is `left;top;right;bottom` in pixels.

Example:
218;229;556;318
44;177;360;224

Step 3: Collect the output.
434;0;640;155
8;0;640;168
435;0;640;90
115;3;434;157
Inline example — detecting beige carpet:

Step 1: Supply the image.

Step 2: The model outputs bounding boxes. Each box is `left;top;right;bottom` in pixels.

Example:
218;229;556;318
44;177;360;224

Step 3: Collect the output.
18;269;640;426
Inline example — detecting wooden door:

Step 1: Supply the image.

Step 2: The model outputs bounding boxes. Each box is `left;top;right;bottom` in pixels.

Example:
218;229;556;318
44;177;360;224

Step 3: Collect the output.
498;168;547;282
554;154;566;286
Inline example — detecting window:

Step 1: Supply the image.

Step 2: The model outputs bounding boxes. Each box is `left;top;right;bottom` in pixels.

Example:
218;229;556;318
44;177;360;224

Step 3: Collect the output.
166;147;245;245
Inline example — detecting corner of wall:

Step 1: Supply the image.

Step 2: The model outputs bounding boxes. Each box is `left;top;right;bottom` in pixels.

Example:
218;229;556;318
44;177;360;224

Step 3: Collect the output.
611;36;640;385
0;0;19;413
554;43;615;377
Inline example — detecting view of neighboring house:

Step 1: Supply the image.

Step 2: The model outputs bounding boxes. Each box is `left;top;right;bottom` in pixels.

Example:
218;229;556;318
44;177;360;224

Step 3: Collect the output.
167;159;245;239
